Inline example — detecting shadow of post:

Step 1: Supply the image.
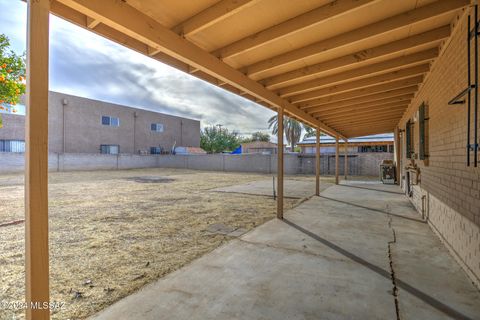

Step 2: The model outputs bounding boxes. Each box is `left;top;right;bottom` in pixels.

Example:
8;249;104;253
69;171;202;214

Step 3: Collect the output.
283;219;474;320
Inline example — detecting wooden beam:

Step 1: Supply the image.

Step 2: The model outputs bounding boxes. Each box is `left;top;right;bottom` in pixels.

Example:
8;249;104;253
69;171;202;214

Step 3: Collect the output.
321;110;407;125
344;140;348;180
261;26;450;88
343;125;396;134
394;126;401;184
344;127;396;137
245;0;468;76
26;0;50;319
213;0;376;59
315;128;320;196
289;64;429;103
172;0;259;37
302;90;415;111
277;107;284;219
321;108;406;123
296;77;421;108
313;104;409;122
330;116;402;128
337;121;398;131
309;96;412;115
319;105;407;126
331;116;403;127
323;104;407;118
335;136;339;184
279;48;437;97
56;0;345;139
86;16;100;28
147;46;161;57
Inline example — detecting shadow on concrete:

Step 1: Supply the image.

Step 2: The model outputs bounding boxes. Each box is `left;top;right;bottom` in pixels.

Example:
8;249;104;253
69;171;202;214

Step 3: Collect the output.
283;219;474;320
319;196;426;224
340;183;405;195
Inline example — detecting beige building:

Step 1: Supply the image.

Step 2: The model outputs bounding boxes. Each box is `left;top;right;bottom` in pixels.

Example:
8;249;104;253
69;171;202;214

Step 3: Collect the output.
0;91;200;154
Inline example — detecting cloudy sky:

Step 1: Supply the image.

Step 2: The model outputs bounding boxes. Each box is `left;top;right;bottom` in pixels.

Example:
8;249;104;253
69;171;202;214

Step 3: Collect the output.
0;0;276;137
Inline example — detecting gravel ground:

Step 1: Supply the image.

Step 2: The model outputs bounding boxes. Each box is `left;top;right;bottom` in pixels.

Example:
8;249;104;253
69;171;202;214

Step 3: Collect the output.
0;168;329;320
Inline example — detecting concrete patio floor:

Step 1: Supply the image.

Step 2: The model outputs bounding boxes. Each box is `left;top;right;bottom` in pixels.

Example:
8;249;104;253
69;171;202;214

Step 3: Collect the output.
91;181;480;320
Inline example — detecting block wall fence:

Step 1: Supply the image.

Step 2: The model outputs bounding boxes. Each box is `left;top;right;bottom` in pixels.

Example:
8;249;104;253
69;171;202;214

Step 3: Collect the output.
0;152;392;176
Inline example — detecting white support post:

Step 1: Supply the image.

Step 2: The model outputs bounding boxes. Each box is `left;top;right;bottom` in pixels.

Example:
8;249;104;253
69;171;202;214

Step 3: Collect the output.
25;1;50;319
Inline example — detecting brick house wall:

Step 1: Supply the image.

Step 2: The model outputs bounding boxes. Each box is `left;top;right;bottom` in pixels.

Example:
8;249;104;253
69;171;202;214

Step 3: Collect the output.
397;7;480;288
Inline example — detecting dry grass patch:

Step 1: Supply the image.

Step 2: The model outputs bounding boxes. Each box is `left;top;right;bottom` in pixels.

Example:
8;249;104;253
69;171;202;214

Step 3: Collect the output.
0;169;327;320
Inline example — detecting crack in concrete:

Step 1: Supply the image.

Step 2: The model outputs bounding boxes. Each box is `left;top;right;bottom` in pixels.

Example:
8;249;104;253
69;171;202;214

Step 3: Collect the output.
387;215;401;320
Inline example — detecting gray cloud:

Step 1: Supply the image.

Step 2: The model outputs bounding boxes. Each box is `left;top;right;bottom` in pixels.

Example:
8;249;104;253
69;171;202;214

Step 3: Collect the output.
47;13;274;136
0;0;275;136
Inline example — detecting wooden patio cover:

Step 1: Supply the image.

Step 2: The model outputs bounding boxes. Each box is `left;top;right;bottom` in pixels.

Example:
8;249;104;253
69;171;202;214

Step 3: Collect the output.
49;0;468;139
22;1;472;319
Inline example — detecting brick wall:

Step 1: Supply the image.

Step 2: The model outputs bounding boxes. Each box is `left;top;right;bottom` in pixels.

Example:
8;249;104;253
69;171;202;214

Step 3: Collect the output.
398;8;480;287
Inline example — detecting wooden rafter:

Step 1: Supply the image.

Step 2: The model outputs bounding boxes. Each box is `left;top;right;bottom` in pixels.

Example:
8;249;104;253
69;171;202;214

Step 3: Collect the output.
328;115;403;127
172;0;259;37
261;26;450;88
212;0;376;59
300;86;417;110
319;107;407;122
86;16;100;28
313;103;409;120
296;77;422;108
244;0;467;77
54;0;345;138
289;64;429;103
278;48;437;97
343;126;397;137
308;96;413;115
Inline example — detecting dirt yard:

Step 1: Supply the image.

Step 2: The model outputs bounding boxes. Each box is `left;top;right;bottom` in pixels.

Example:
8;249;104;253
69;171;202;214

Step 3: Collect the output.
0;168;332;320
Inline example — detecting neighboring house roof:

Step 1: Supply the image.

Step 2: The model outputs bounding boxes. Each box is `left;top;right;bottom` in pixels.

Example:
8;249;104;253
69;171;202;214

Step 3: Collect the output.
298;134;394;146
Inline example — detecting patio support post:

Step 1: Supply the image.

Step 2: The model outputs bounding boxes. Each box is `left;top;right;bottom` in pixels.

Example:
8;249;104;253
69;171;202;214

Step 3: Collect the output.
335;136;339;185
315;128;320;196
394;127;401;184
277;107;284;219
25;1;50;319
344;140;348;180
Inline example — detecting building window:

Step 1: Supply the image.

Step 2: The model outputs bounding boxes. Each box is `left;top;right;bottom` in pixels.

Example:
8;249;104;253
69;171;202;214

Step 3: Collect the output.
358;145;388;153
102;116;120;127
151;123;164;132
100;144;119;154
150;147;162;154
0;140;25;153
418;103;428;160
406;120;414;159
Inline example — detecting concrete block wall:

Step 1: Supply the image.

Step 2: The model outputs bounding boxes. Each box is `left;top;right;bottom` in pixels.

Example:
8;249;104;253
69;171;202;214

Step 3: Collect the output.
398;9;480;288
298;153;393;176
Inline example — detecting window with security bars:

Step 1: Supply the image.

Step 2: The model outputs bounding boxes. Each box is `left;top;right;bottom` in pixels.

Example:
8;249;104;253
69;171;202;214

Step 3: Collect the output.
0;140;25;152
100;144;119;155
418;103;429;160
406;120;414;159
150;147;162;154
151;123;164;132
101;116;120;127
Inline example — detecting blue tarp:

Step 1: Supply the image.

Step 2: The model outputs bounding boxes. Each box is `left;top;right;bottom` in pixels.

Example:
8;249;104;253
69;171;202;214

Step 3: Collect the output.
231;146;242;154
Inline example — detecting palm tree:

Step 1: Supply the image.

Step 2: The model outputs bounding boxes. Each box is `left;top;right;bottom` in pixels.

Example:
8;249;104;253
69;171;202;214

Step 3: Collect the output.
268;115;302;151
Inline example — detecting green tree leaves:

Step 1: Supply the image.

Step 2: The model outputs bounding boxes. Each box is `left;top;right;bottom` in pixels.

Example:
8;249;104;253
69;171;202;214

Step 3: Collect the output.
0;34;26;113
200;125;241;153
